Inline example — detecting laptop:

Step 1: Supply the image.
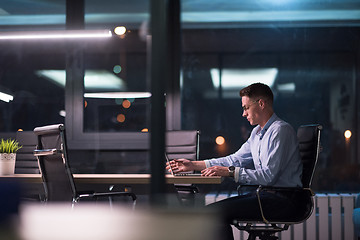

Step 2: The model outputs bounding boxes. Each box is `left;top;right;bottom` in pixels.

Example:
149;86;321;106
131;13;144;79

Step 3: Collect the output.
165;153;202;176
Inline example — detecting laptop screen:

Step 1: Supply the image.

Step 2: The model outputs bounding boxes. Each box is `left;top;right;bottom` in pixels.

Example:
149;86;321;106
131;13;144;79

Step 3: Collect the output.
165;153;174;175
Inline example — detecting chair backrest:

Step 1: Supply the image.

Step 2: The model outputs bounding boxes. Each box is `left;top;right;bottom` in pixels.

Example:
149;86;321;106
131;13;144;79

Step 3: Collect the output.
15;131;40;174
33;124;76;202
297;124;322;189
165;130;200;195
165;130;200;161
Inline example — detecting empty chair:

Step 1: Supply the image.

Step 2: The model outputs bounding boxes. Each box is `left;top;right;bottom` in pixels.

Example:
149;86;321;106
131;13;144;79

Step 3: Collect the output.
166;130;200;204
33;124;136;206
15;131;39;174
232;124;322;240
166;130;200;161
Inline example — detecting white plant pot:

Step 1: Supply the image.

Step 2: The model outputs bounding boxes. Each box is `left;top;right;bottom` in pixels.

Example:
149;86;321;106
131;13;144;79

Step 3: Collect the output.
0;153;16;175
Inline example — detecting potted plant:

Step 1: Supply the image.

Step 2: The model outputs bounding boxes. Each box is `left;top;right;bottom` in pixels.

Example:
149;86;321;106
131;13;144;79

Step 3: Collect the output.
0;139;22;175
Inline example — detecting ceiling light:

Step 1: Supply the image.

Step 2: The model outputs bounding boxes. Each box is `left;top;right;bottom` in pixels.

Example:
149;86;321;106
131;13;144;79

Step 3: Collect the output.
36;70;126;91
210;68;278;89
114;26;126;36
182;10;360;24
0;29;112;40
84;92;151;99
0;92;14;102
277;83;296;92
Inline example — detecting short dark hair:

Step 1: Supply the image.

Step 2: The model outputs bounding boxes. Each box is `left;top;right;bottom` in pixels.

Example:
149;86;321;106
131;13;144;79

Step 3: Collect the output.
239;83;274;103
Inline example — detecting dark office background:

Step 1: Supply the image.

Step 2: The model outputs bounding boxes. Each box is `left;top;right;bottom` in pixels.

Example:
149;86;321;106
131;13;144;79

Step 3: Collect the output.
0;0;359;192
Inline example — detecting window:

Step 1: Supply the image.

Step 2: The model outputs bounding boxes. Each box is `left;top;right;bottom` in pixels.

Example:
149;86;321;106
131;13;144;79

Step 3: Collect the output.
181;2;360;192
83;52;149;133
1;1;360;189
0;42;66;132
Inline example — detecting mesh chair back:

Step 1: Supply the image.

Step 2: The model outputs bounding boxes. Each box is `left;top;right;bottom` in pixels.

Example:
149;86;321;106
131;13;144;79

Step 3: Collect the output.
34;124;75;202
165;130;199;161
15;131;40;174
297;124;322;188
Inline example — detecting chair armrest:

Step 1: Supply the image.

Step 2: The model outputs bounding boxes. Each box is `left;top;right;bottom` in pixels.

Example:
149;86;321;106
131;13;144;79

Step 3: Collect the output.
34;149;62;156
237;184;259;195
237;184;313;196
257;185;314;196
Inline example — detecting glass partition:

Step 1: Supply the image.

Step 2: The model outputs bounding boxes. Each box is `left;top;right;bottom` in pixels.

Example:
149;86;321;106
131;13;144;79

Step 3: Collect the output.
0;1;66;133
0;43;66;133
181;1;360;192
0;1;360;189
82;49;149;132
83;0;150;133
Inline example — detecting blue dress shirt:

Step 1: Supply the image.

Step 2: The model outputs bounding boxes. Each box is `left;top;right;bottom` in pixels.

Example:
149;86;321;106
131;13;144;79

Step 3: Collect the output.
204;114;303;187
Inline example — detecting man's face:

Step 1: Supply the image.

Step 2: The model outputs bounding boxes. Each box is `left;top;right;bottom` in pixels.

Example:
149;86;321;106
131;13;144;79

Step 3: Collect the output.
241;96;261;126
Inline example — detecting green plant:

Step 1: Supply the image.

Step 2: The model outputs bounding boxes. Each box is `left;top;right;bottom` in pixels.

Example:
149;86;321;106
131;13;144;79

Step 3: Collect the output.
0;139;22;153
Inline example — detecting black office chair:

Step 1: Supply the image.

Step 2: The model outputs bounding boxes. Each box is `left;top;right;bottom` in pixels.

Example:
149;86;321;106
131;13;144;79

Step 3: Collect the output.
33;124;136;207
166;130;200;161
166;130;200;204
15;131;45;201
232;124;322;240
15;131;40;174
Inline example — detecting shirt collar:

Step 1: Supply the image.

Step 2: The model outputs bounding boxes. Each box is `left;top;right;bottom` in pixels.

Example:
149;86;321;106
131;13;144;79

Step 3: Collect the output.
256;113;278;139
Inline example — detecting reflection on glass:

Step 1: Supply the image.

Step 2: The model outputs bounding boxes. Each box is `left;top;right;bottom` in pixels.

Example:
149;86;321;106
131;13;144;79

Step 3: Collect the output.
83;50;149;132
37;70;126;91
181;24;358;191
0;54;65;131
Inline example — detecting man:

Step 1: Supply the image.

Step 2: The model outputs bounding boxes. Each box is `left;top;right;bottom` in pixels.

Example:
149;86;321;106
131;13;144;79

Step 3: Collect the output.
167;83;302;240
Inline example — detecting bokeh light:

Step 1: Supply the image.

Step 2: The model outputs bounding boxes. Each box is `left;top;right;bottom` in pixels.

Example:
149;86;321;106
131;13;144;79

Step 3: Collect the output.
114;26;126;36
215;136;225;145
117;114;125;123
122;99;131;108
344;130;352;139
113;65;122;74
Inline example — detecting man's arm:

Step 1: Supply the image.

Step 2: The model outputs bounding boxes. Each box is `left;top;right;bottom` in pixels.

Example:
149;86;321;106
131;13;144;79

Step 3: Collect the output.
167;159;234;177
204;140;253;169
168;137;253;177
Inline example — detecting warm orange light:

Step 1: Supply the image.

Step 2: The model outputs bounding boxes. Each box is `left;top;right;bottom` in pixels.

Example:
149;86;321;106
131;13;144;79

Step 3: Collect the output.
215;136;225;145
117;114;125;123
84;100;88;108
122;99;131;108
141;128;149;132
344;130;352;139
17;129;23;132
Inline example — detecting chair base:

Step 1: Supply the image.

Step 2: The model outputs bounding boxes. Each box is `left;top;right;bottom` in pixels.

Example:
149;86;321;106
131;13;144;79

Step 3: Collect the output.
233;222;289;240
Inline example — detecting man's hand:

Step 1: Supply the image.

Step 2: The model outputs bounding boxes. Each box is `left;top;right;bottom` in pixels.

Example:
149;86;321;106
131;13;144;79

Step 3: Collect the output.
166;158;194;174
201;166;229;177
166;158;207;174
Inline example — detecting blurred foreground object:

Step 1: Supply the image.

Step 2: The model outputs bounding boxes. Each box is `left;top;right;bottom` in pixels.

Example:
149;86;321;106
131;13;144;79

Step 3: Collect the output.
0;180;21;240
0;180;21;222
19;203;220;240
